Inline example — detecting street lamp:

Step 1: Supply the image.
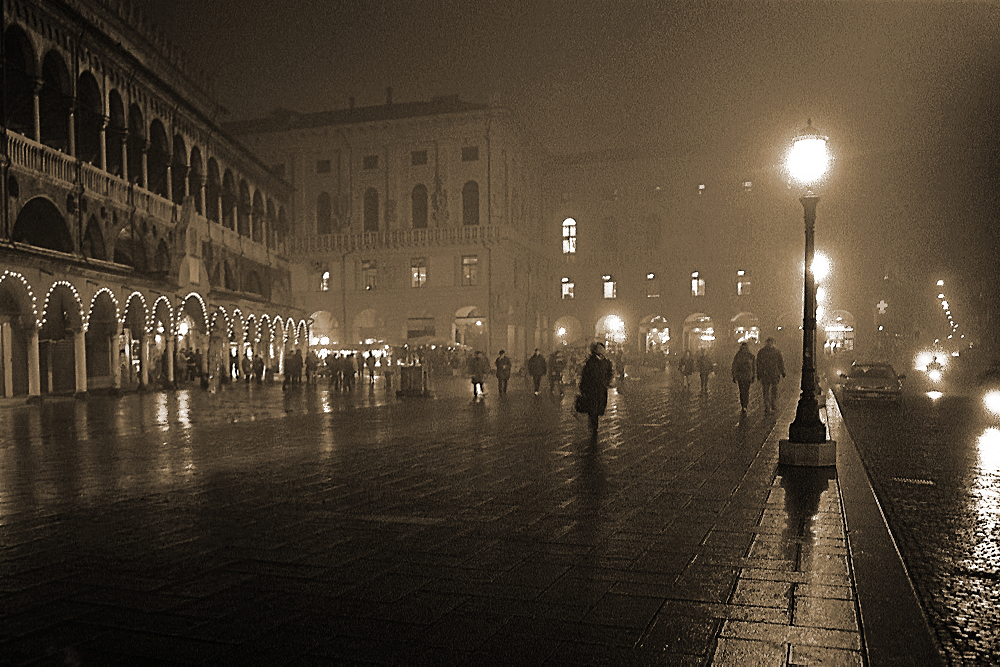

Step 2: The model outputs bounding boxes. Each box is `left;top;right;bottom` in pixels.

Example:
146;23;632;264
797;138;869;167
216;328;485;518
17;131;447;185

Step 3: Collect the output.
780;120;836;466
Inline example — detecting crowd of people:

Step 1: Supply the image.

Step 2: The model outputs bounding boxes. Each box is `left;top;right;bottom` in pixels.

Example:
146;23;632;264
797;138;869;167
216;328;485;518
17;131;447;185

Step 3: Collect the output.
167;336;797;435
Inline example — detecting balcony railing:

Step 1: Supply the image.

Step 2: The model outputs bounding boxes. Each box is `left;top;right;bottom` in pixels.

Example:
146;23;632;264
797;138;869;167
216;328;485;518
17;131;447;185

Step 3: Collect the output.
8;133;178;222
287;224;523;255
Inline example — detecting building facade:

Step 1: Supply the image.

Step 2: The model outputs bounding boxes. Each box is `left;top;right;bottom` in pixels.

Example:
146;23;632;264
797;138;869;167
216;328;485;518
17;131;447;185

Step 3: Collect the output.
0;0;306;399
227;94;554;368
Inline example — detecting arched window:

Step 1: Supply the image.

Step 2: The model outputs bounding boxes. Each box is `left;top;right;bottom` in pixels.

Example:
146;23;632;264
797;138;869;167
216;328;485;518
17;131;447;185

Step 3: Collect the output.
462;181;479;226
411;184;428;229
364;188;379;232
562;218;577;254
317;192;332;234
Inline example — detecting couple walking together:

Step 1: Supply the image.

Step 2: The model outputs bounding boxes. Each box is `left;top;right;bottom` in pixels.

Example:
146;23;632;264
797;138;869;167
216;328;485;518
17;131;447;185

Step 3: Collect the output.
731;337;786;415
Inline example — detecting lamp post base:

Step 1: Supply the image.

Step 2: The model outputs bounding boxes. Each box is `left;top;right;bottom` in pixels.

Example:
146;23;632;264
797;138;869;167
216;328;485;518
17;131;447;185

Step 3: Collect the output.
779;438;837;467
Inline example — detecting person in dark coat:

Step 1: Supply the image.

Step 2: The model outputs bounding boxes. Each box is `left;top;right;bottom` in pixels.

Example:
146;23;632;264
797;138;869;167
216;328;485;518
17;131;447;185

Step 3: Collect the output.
495;350;512;397
527;349;547;395
756;337;786;412
468;350;491;398
678;350;695;388
579;342;614;438
731;342;757;415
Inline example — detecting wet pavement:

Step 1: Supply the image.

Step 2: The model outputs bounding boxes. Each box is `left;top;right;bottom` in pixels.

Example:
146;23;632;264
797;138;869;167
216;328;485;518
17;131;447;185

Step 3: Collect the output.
838;376;1000;665
0;371;933;664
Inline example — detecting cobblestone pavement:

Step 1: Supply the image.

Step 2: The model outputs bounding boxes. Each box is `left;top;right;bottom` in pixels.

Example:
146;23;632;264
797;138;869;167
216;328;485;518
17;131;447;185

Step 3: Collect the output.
837;377;1000;666
0;371;899;665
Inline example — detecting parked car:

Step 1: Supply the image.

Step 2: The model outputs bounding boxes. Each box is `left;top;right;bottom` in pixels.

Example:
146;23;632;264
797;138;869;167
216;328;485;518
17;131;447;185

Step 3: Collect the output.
839;362;906;404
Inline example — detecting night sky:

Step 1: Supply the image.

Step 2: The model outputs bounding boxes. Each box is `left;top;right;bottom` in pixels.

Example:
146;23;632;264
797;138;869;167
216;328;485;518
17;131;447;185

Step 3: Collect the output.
139;0;1000;341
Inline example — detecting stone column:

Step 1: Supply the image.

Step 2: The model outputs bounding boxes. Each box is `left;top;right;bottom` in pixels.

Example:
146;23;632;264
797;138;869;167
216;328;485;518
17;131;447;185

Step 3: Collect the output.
31;79;42;143
140;335;149;388
73;327;87;397
27;327;41;399
1;321;12;397
99;115;108;170
166;337;175;386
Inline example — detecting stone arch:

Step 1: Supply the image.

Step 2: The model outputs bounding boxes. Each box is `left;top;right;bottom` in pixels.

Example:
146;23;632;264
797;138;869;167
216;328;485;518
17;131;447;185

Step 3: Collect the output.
106;90;126;178
75;70;103;165
237;179;251;237
222;169;236;229
639;314;670;354
39;281;84;394
206;158;221;223
454;305;485;349
147;119;169;198
127;103;145;187
171;133;188;206
121;291;148;390
13;196;73;253
3;24;37;138
0;271;39;396
682;313;716;353
730;311;760;345
252;189;265;242
189;146;204;214
39;49;71;151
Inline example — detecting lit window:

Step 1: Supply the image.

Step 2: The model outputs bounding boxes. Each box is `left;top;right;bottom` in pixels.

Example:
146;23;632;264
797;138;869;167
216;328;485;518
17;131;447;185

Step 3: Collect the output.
737;269;751;296
561;277;574;300
562;218;577;254
462;255;478;286
743;180;752;192
603;275;616;299
646;272;660;298
698;184;706;195
320;271;330;292
411;258;427;288
362;260;377;290
691;271;705;297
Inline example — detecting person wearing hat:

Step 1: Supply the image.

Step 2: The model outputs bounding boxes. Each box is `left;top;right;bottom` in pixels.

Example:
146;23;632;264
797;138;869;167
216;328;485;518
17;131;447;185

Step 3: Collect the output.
756;337;786;413
731;341;757;415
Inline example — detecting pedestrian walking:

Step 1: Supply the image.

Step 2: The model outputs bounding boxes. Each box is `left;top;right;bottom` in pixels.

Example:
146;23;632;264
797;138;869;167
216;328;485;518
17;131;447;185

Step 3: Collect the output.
548;350;566;395
696;349;714;393
345;352;357;391
241;352;253;383
468;350;491;398
679;350;695;388
253;353;265;385
577;342;614;439
731;342;756;415
756;337;786;412
527;348;547;395
305;350;319;385
495;350;512;397
365;351;377;384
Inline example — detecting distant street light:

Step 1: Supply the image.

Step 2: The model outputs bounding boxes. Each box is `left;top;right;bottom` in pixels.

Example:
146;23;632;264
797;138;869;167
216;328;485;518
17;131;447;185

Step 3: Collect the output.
781;120;836;466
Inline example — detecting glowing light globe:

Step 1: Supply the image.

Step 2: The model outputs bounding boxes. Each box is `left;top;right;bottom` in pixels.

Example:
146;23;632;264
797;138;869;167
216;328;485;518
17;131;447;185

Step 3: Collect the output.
788;120;829;185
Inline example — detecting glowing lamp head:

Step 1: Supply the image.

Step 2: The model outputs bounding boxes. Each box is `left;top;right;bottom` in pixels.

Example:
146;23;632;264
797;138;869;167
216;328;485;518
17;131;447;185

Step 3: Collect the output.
788;120;830;186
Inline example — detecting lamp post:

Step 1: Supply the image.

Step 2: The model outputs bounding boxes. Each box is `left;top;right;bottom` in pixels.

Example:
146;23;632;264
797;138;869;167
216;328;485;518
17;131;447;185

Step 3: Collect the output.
780;120;836;466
